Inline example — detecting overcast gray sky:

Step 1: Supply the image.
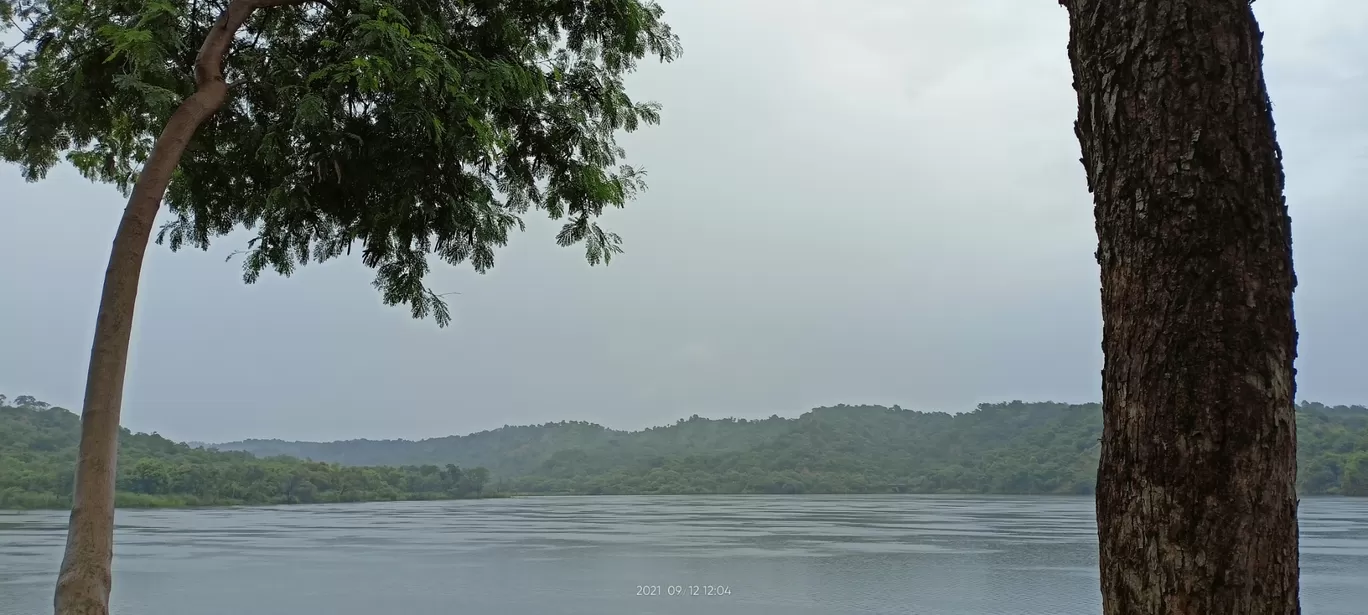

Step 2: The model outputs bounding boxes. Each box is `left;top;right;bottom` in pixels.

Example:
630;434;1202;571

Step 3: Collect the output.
2;0;1365;443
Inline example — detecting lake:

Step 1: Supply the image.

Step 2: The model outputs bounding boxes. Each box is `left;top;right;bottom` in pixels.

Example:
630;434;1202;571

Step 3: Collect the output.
2;496;1366;614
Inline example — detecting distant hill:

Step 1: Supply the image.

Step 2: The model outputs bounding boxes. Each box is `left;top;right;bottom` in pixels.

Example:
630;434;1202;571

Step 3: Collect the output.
216;401;1368;496
216;414;788;477
7;393;1365;506
0;396;491;509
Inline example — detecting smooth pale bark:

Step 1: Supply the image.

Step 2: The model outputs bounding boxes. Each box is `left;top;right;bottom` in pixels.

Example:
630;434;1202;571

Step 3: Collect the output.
54;1;303;613
1059;1;1299;614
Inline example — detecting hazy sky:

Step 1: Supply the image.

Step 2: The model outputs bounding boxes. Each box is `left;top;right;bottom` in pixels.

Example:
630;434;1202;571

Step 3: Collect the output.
2;0;1365;443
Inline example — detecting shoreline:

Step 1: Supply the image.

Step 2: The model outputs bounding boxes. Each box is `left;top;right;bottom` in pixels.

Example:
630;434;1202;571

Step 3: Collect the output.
4;491;1360;512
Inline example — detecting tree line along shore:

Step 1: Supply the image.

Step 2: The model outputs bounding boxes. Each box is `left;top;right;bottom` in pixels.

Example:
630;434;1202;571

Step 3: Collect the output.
4;395;1366;509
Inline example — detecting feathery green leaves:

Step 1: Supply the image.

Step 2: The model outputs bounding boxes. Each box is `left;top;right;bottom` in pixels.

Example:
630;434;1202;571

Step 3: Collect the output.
1;0;680;326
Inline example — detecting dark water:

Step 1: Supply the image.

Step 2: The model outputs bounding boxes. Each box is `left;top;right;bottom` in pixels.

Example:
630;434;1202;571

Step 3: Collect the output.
2;496;1365;615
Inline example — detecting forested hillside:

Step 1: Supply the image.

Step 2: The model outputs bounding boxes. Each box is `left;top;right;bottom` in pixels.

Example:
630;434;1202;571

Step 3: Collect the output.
220;400;1368;496
0;395;490;509
7;393;1366;507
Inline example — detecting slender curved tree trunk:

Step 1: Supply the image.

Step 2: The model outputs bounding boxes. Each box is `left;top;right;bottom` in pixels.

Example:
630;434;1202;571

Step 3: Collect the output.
53;2;291;613
1059;1;1299;614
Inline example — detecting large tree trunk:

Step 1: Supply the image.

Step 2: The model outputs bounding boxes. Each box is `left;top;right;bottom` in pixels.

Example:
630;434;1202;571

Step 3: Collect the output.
53;2;288;613
1059;1;1300;614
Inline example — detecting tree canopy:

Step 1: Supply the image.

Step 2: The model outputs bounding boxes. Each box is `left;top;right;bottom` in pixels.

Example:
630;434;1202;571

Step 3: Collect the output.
1;0;680;323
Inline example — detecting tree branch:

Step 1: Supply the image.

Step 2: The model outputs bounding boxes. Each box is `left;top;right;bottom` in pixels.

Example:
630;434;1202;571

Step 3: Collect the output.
0;16;44;60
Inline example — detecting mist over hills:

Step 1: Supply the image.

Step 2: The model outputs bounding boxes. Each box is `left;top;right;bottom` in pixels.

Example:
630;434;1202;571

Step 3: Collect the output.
7;395;1366;506
215;401;1368;496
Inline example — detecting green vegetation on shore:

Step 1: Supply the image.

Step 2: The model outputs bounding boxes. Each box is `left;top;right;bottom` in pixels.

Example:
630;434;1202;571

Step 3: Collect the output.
0;396;490;509
5;394;1367;509
224;400;1368;497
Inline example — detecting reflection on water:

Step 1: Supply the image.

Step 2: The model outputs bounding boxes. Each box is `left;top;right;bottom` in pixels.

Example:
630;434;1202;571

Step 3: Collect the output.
2;496;1366;614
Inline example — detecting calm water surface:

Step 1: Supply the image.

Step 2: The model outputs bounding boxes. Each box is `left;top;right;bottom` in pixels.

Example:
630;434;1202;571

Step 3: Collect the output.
2;496;1366;614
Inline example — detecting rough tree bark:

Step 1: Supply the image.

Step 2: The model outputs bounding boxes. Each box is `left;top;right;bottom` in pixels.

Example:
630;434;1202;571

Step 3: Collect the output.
1059;1;1299;614
54;1;302;613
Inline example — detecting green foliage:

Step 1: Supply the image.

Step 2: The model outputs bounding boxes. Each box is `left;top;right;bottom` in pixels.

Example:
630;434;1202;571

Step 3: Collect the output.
10;395;1365;505
0;395;492;509
0;0;680;325
223;401;1368;497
